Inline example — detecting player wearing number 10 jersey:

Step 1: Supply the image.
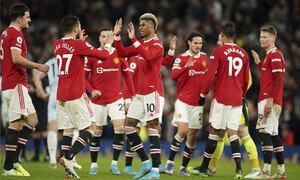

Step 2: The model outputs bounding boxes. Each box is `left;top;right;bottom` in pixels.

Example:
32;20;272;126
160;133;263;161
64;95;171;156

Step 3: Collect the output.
54;15;112;178
194;22;249;179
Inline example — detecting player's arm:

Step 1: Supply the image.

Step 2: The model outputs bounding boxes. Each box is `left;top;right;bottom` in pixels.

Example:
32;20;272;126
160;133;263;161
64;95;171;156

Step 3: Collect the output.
251;50;263;68
121;59;135;96
32;69;48;101
11;49;49;73
270;53;285;101
162;35;177;67
113;18;138;57
127;22;163;61
171;57;196;80
201;51;219;96
84;57;101;98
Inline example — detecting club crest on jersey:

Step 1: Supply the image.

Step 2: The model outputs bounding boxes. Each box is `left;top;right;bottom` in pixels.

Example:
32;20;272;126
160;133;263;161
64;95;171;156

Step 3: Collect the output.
114;57;119;64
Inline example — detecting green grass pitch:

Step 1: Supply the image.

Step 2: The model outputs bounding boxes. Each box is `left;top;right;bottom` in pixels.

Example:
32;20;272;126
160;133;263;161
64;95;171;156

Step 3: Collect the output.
0;153;299;179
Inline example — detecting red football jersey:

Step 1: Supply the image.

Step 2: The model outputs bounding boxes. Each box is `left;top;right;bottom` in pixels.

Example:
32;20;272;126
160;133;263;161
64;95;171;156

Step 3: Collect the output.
54;38;109;101
204;43;249;106
84;48;135;104
258;47;285;105
114;36;164;96
0;26;27;90
171;51;208;106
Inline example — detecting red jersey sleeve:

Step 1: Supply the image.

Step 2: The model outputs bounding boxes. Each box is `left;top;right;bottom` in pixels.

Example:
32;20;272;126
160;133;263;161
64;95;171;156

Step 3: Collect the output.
121;58;135;96
9;31;24;51
131;38;163;61
114;36;138;57
162;54;174;67
171;56;188;80
269;52;285;100
84;57;95;93
77;40;109;60
202;49;220;95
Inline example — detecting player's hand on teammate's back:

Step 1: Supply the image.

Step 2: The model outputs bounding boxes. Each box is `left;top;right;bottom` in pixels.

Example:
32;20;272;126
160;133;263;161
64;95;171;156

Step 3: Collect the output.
251;50;261;65
91;90;101;98
113;18;122;35
169;36;177;51
37;64;50;73
127;22;135;39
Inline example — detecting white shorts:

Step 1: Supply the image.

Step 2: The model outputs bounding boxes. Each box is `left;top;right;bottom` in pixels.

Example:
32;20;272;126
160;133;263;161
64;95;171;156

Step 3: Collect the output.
1;91;9;125
91;98;126;126
256;99;281;135
57;93;95;130
172;99;203;129
48;94;57;122
2;84;36;122
209;98;242;131
136;96;164;128
127;92;163;124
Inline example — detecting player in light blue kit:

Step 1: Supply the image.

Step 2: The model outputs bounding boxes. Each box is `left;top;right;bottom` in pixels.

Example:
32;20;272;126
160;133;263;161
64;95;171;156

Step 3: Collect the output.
33;57;58;168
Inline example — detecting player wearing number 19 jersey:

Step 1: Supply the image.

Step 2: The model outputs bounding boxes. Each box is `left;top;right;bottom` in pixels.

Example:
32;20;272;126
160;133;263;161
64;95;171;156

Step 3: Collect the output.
54;15;111;178
194;22;249;179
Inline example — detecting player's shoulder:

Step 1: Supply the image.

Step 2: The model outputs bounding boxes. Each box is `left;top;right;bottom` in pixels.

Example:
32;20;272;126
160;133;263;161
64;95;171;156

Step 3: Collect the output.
267;47;283;58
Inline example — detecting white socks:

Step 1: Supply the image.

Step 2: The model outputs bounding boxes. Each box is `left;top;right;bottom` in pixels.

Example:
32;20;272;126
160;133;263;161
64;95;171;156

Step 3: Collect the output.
47;130;58;164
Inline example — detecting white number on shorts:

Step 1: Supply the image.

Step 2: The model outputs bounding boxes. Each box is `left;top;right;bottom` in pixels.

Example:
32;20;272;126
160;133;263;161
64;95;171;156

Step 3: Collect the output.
118;103;124;111
56;54;73;75
146;103;155;113
227;56;243;76
0;39;4;60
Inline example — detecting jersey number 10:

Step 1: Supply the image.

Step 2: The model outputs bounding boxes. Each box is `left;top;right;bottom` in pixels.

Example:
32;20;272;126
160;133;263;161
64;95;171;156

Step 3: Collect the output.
227;56;242;76
56;54;73;75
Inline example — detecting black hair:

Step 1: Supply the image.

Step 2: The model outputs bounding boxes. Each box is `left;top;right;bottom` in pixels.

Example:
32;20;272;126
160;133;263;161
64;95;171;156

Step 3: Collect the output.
220;22;235;39
99;27;112;34
9;3;30;21
60;15;80;35
186;31;204;49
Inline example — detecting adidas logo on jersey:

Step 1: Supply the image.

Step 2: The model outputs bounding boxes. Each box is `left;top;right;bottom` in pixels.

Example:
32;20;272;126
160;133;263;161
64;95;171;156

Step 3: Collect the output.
97;60;102;64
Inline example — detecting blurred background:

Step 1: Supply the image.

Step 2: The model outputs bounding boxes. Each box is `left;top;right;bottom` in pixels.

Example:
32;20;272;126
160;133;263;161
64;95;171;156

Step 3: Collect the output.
1;0;299;162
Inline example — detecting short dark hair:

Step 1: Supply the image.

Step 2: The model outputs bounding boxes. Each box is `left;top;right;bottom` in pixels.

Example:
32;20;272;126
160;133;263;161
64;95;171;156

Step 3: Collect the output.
9;3;30;21
186;31;204;48
99;27;112;34
60;15;79;34
260;25;277;37
220;22;235;39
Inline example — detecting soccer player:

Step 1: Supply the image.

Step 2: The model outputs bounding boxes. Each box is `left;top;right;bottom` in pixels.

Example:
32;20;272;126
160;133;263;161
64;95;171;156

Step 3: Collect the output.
84;27;135;175
189;22;249;179
54;15;112;178
0;3;49;176
251;25;287;179
122;36;177;175
189;36;261;179
113;13;164;179
164;32;208;176
32;57;58;168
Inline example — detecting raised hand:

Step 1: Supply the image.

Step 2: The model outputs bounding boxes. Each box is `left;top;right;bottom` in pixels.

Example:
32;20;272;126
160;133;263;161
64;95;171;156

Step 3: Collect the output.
113;18;123;35
251;50;261;65
169;35;177;51
127;22;135;39
79;29;88;40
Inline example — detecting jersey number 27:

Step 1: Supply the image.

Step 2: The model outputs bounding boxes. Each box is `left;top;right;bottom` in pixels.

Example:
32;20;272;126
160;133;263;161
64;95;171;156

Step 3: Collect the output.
56;54;73;75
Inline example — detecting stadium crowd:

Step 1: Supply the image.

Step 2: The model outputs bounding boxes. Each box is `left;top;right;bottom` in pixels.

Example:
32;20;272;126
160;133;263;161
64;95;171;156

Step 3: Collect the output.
1;0;299;147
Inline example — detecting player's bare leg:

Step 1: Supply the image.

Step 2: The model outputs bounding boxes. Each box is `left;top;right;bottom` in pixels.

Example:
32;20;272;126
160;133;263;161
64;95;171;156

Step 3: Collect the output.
110;119;125;175
165;122;188;175
89;125;103;175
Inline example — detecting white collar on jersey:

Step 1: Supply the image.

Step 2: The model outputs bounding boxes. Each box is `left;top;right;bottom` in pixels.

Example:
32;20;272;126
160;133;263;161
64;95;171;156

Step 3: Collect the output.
61;37;75;40
98;47;115;55
266;47;277;54
143;36;158;43
183;50;201;58
224;43;237;46
9;25;21;31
